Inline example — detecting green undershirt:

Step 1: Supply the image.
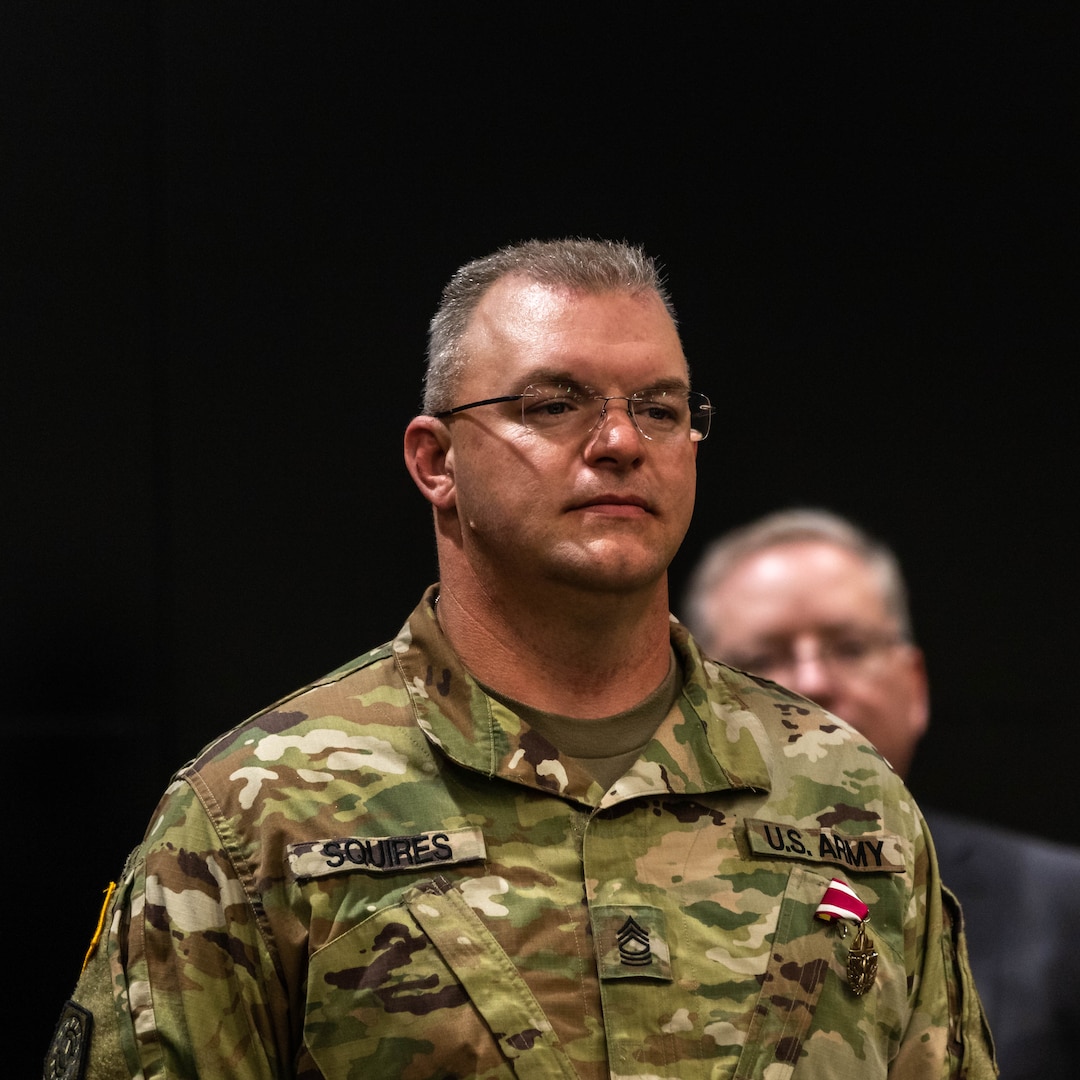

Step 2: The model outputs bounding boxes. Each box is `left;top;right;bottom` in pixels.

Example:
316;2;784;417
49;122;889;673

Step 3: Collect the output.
477;649;682;791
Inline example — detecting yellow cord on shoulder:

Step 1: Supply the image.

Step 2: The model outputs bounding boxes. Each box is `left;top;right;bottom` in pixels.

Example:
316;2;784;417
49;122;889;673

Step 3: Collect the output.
82;881;118;973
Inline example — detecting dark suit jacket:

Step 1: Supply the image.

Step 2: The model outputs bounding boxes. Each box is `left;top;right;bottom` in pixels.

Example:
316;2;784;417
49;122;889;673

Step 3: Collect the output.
925;807;1080;1079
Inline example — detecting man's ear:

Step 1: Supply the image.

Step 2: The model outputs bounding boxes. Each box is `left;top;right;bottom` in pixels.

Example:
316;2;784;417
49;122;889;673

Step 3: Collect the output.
404;416;456;510
905;644;931;742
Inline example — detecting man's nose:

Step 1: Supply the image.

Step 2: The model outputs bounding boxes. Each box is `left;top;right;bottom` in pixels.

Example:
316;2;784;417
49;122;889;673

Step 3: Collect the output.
785;651;841;705
597;397;638;431
586;399;644;454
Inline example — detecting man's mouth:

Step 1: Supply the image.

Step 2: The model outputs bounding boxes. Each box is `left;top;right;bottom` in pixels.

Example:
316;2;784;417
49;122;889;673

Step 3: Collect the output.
573;494;652;516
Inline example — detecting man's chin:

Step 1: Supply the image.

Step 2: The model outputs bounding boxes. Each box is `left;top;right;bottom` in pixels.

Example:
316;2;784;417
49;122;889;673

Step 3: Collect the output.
547;545;673;596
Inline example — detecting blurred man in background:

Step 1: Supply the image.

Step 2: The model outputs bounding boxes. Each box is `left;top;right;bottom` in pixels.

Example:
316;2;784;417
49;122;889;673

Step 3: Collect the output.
683;507;1080;1080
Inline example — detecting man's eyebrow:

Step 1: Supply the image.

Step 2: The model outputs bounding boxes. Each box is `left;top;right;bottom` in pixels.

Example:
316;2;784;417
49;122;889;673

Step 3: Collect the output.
818;622;892;637
643;376;693;393
518;368;587;391
517;369;692;395
754;622;892;646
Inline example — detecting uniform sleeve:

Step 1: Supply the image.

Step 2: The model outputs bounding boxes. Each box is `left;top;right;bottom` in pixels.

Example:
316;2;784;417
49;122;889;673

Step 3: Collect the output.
939;883;998;1078
890;812;997;1078
62;780;292;1080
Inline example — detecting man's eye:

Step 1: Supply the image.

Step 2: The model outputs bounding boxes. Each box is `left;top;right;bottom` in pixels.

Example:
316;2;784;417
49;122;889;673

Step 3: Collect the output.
521;388;589;429
527;395;578;418
641;402;678;422
830;639;872;661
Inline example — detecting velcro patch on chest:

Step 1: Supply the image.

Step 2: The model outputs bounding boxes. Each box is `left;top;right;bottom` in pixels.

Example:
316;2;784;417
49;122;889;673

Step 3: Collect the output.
288;827;487;880
745;818;905;873
592;905;672;981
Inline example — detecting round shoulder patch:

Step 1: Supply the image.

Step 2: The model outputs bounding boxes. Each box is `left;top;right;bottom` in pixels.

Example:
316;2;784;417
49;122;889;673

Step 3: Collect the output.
44;1000;93;1080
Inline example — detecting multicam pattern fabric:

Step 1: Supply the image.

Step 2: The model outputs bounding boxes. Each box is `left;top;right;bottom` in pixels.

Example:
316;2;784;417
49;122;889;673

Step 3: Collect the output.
57;586;996;1078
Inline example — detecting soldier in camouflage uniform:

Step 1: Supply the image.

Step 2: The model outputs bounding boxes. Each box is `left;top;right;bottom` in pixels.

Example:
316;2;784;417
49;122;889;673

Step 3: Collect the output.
47;238;996;1079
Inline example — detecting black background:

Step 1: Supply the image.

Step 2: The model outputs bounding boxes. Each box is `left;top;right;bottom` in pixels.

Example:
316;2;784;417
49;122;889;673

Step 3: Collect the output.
9;6;1078;1073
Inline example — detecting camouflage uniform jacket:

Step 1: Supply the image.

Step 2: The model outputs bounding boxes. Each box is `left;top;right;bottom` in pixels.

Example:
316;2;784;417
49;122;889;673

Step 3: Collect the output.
59;586;996;1079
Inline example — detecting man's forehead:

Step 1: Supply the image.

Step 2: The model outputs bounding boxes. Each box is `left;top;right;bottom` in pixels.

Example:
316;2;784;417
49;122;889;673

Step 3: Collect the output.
716;541;894;634
462;277;687;387
737;540;878;587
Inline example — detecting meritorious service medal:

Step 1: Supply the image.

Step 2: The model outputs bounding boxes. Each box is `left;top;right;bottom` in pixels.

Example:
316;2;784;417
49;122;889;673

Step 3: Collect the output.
815;876;878;996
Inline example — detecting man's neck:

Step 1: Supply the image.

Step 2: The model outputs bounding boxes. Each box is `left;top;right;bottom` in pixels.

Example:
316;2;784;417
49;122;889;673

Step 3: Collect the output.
434;574;674;719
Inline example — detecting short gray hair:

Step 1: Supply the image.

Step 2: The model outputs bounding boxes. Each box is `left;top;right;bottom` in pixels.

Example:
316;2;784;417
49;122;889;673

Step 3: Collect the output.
423;238;676;415
682;508;914;645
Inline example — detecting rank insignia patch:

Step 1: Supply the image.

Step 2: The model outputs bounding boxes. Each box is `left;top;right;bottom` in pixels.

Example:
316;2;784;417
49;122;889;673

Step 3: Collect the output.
593;904;672;981
616;916;653;966
44;1000;92;1080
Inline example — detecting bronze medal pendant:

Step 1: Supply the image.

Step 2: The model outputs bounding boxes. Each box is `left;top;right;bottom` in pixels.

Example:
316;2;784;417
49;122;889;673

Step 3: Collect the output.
847;920;878;996
814;876;877;995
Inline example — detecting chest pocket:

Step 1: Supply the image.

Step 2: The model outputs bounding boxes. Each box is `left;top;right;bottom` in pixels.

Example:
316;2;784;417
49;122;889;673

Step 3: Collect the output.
304;876;578;1080
733;864;904;1080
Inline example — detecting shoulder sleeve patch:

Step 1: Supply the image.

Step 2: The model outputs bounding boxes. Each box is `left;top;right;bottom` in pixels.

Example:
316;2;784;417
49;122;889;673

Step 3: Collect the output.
288;826;487;880
44;1000;93;1080
746;817;905;873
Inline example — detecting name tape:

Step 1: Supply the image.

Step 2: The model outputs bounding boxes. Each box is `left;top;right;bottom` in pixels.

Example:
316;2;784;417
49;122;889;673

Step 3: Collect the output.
288;826;486;880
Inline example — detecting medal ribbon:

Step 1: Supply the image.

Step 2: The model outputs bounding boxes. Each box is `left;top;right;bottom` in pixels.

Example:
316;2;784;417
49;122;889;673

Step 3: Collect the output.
814;876;870;924
815;877;878;995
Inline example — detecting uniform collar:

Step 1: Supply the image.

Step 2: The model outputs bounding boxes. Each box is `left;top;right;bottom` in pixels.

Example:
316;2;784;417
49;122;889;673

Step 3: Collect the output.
395;585;772;808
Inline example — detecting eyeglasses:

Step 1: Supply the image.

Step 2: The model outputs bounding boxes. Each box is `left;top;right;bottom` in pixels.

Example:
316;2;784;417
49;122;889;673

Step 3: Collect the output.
724;632;903;683
434;382;715;442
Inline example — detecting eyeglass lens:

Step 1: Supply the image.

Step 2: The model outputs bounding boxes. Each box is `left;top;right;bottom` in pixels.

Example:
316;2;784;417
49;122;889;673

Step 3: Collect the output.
521;384;712;442
728;633;900;680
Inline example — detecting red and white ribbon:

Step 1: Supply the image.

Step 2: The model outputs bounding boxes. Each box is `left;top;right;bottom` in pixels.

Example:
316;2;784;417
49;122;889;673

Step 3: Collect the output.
815;877;869;923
